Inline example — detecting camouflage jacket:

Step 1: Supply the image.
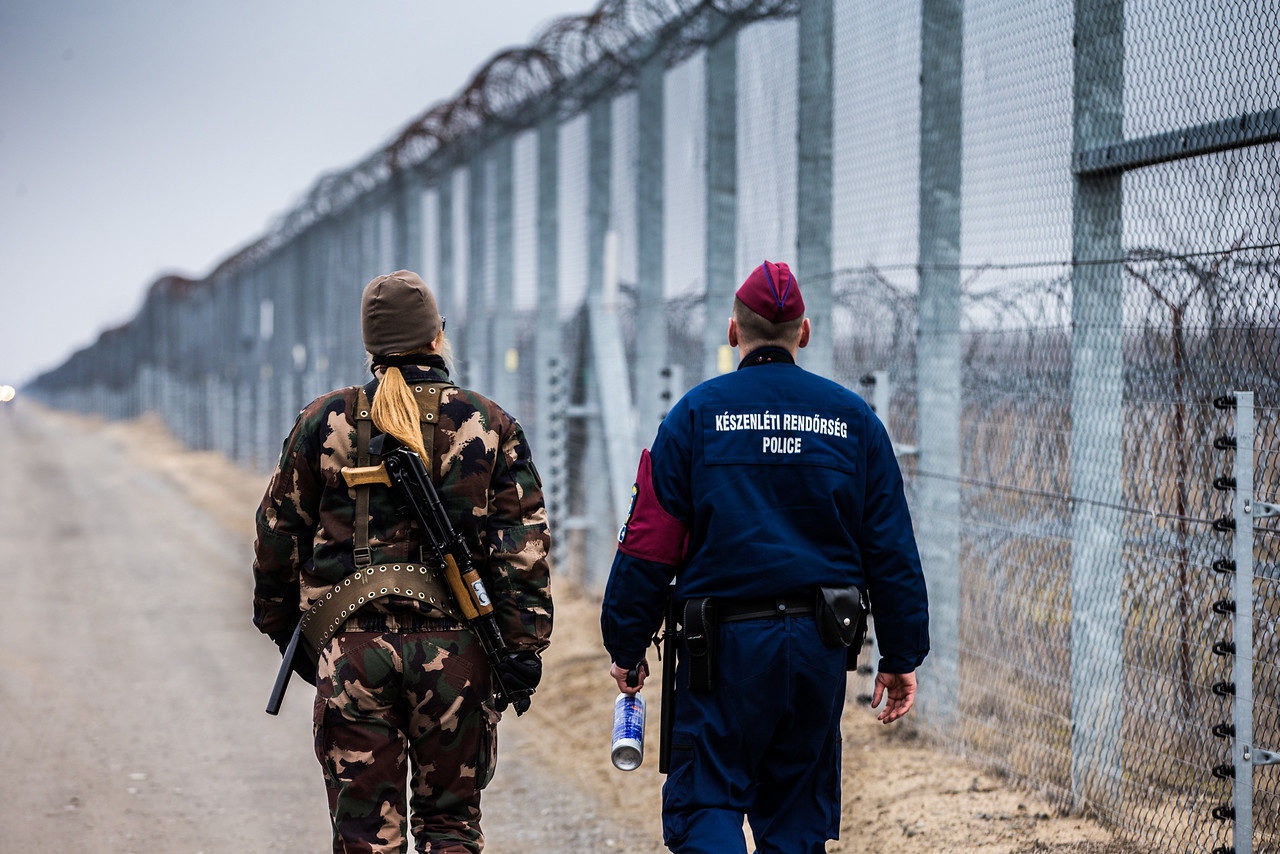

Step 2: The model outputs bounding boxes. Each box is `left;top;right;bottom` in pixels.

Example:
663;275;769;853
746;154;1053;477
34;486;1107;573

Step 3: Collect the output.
252;363;552;653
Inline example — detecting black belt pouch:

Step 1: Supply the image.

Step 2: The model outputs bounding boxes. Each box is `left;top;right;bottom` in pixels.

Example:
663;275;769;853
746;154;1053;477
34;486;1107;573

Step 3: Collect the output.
815;585;868;656
682;597;716;693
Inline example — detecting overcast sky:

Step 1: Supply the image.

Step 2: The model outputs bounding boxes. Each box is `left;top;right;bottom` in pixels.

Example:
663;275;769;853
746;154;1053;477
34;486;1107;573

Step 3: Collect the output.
0;1;590;386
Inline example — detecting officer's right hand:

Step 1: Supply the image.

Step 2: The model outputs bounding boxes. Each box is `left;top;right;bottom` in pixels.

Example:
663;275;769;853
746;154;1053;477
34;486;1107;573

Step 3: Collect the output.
609;660;648;694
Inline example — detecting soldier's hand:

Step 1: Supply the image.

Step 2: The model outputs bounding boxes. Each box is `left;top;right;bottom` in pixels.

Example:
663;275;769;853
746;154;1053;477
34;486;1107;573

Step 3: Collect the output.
495;650;543;694
272;629;317;686
871;670;917;723
610;659;648;694
292;654;318;686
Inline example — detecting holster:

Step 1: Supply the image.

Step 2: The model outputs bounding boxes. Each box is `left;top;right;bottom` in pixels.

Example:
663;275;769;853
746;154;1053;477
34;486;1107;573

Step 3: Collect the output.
815;584;869;663
682;597;716;693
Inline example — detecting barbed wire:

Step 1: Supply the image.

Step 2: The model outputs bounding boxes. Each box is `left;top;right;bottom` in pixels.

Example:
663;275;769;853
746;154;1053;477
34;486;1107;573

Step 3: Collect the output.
820;240;1280;276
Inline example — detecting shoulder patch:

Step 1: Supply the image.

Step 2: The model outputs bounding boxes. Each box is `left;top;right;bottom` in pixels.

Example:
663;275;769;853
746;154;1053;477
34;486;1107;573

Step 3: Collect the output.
616;449;688;566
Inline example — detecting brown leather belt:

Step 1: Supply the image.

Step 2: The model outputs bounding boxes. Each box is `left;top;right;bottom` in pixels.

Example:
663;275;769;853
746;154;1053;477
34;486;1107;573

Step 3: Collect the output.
716;595;814;623
299;563;458;661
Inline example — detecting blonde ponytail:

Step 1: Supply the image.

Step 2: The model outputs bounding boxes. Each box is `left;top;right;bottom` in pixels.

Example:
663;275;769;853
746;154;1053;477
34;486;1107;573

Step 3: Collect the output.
370;364;428;461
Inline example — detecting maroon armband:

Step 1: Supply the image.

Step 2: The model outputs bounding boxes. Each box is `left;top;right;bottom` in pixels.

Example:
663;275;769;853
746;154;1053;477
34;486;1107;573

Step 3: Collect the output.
616;449;688;566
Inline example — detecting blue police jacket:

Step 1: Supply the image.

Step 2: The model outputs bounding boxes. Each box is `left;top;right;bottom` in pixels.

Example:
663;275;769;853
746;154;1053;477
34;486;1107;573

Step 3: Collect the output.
601;347;929;674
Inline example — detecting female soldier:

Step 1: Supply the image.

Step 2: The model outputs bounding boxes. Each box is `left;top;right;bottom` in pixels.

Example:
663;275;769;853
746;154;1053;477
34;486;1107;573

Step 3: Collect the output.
253;270;553;853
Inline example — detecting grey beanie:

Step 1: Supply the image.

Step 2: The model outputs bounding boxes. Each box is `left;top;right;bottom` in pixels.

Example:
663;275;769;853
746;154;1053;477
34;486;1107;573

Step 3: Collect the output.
360;270;442;355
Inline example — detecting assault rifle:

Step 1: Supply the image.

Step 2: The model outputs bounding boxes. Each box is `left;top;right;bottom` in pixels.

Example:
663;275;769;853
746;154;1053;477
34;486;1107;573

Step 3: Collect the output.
369;442;533;715
265;442;534;716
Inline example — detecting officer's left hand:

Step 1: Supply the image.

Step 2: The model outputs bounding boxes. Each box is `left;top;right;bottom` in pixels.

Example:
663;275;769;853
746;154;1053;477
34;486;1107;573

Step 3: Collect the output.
609;659;649;694
872;670;917;723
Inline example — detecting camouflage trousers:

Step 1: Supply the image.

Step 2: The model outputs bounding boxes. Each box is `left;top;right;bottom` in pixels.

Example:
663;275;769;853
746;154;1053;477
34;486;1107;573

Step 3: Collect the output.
313;628;499;853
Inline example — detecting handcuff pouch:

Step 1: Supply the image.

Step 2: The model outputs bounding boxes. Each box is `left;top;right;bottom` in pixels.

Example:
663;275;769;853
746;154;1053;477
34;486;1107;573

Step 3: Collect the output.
815;584;868;652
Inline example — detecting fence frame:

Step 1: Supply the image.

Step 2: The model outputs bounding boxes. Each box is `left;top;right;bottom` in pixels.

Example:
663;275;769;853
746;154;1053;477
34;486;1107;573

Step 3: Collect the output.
24;2;1280;849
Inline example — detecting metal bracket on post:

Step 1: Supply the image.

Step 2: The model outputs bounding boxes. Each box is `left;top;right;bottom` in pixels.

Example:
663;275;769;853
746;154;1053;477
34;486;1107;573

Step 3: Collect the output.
1245;745;1280;767
1245;498;1280;520
859;371;918;458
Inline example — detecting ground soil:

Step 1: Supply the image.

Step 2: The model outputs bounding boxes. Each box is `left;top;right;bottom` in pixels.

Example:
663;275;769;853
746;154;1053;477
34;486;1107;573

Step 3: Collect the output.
0;401;1138;852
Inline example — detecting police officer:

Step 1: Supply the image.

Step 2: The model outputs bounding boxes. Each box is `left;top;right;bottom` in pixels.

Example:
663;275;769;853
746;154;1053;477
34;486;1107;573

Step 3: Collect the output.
253;270;552;853
600;261;928;853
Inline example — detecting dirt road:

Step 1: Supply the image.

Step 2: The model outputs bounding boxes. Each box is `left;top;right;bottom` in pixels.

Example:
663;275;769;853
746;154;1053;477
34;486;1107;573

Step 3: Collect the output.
0;401;1131;852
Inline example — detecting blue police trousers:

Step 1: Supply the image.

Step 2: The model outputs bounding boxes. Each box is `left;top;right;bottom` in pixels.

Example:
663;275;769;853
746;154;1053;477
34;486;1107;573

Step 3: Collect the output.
661;614;847;853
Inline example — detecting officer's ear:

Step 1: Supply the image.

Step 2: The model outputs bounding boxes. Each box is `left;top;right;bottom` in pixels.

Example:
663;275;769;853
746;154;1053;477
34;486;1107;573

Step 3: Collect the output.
727;317;739;348
797;318;811;349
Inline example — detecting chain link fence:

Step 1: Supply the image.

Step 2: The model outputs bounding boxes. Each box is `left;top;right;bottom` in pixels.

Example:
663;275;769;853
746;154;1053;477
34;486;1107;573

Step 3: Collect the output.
26;0;1280;849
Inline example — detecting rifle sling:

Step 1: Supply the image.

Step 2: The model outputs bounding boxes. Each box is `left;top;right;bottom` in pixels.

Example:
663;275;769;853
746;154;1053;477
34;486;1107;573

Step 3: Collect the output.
354;387;373;568
412;380;449;474
353;376;453;564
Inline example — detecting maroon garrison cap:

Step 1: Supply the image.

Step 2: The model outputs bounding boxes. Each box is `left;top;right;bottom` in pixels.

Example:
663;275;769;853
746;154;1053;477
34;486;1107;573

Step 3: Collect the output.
735;260;804;323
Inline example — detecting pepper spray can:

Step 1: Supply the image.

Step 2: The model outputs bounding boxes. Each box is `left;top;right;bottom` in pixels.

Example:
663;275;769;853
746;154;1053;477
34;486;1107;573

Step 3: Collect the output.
610;692;646;771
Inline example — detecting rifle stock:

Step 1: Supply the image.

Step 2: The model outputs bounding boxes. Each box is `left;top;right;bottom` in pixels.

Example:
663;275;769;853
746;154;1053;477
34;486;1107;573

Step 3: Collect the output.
341;463;391;488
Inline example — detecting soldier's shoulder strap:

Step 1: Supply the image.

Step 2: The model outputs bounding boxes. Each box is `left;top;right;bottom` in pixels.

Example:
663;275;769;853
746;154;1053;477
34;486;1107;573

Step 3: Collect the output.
352;384;375;567
409;379;454;473
350;376;458;562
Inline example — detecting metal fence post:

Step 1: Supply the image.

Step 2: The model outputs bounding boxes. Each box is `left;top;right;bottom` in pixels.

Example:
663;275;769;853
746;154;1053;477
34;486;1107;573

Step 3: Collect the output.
1069;0;1125;810
491;137;517;407
590;244;638;577
635;55;667;439
915;0;964;731
253;267;276;470
467;153;489;394
1229;390;1269;852
797;0;833;378
534;118;560;483
585;97;634;586
392;172;424;273
588;98;612;307
704;21;737;381
436;171;456;353
533;118;566;572
283;237;307;424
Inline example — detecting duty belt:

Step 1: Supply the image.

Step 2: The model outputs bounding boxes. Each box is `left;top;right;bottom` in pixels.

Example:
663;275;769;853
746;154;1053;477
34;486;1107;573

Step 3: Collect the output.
716;595;814;623
681;594;816;693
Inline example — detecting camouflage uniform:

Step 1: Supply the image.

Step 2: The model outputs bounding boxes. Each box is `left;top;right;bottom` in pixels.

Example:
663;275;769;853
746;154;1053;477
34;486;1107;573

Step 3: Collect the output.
253;359;552;853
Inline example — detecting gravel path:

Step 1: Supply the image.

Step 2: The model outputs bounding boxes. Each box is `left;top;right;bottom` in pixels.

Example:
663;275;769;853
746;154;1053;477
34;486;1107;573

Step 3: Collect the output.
0;401;1135;853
